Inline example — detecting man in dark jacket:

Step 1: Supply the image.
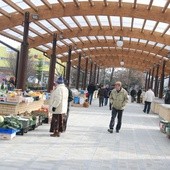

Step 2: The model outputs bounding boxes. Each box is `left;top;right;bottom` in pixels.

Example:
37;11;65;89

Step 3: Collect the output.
165;86;170;104
130;88;137;103
98;85;105;107
104;85;110;106
87;83;96;105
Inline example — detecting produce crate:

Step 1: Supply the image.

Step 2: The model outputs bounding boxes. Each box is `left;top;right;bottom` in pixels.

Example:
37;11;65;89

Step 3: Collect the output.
0;127;17;134
159;120;169;133
6;95;23;103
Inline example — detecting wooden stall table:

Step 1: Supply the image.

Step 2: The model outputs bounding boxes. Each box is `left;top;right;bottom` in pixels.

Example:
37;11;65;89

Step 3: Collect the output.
151;98;164;114
158;104;170;122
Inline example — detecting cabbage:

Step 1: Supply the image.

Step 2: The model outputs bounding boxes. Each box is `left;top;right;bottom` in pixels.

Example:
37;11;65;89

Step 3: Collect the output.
0;115;4;123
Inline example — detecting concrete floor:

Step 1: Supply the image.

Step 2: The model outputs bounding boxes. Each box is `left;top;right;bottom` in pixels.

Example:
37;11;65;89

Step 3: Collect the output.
0;99;170;170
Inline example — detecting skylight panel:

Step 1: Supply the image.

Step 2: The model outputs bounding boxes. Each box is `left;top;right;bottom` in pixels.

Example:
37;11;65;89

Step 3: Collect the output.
86;16;98;26
3;29;22;38
38;45;49;51
63;39;72;44
137;0;150;5
153;0;167;7
71;37;80;42
45;43;52;48
110;16;120;26
156;43;165;48
57;41;64;46
80;37;88;41
47;0;58;4
164;46;170;51
105;36;113;40
51;18;67;29
155;22;169;33
140;39;147;44
31;0;44;6
30;23;47;34
98;16;109;26
29;31;37;37
166;28;170;35
148;41;156;46
39;20;57;32
88;36;96;40
144;20;156;31
123;37;130;41
74;16;87;27
123;17;132;27
62;17;77;28
12;0;30;9
131;38;138;42
133;18;144;29
1;4;16;13
15;25;24;32
97;36;105;40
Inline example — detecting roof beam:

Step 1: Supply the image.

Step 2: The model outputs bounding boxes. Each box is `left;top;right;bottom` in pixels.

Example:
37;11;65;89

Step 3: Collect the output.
88;0;94;6
34;21;53;35
104;0;108;6
151;21;159;35
47;19;63;33
120;17;123;30
161;25;170;37
86;36;92;43
29;27;44;38
133;0;137;9
107;16;113;30
0;9;11;18
59;18;73;31
73;0;80;7
96;16;103;29
147;0;154;10
131;18;134;31
83;16;93;30
0;31;22;43
162;0;170;13
141;19;147;32
118;0;122;7
71;16;83;30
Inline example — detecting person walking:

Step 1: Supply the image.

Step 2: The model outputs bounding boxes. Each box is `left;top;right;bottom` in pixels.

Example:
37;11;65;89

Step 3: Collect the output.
130;88;137;103
87;83;96;105
137;89;142;103
165;86;170;104
98;85;105;107
143;88;155;114
108;81;128;133
104;85;110;106
49;76;68;137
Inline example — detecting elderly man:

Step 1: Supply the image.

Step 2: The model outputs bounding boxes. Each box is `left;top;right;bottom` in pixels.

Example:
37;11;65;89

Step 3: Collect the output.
108;81;128;133
49;76;68;137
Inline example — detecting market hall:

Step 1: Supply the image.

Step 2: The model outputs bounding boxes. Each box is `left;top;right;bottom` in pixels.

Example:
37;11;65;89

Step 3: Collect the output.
0;0;170;169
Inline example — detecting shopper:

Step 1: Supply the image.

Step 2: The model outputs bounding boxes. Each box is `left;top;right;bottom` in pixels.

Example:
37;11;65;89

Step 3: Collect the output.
137;89;142;103
98;85;105;107
108;81;128;133
130;88;137;103
87;83;96;105
165;86;170;104
49;76;68;137
143;88;155;114
104;85;110;106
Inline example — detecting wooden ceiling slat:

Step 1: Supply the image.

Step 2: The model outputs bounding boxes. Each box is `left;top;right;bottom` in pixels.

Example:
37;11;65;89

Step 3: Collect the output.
162;0;170;13
120;17;123;30
47;19;63;33
73;0;80;7
88;0;94;6
3;0;24;14
35;21;53;35
141;19;147;32
41;0;52;9
77;37;84;44
69;38;77;45
104;0;108;6
147;0;154;10
59;18;73;32
86;36;92;43
71;16;83;30
95;36;100;43
96;16;103;29
151;21;159;34
57;0;66;8
0;31;22;43
161;25;170;37
83;16;93;30
131;18;134;31
43;44;51;49
107;16;113;30
0;9;11;18
29;27;44;38
133;0;137;9
23;0;38;12
119;0;122;7
60;39;69;46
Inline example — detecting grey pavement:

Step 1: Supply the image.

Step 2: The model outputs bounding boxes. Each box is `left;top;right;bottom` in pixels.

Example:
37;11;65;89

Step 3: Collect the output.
0;99;170;170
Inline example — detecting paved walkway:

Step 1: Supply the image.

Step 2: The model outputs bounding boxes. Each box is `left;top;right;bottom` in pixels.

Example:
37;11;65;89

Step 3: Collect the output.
0;99;170;170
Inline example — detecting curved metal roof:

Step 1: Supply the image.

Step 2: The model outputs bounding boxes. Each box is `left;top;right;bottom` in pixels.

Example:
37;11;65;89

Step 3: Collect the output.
0;0;170;74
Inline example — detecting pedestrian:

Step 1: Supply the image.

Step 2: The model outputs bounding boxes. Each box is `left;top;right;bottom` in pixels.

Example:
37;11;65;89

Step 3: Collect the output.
7;76;16;91
49;76;68;137
143;88;155;114
104;85;110;106
164;86;170;104
98;85;105;107
108;81;128;133
87;83;96;105
137;89;142;103
130;88;137;103
109;84;115;110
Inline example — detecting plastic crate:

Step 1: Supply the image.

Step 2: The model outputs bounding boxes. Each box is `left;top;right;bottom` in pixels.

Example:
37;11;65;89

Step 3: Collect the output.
74;97;80;104
159;120;169;133
0;127;17;134
0;132;16;140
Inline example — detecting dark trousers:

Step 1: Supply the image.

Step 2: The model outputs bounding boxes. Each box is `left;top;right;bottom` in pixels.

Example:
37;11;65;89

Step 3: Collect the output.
143;101;151;114
104;98;109;106
88;93;93;104
109;108;123;131
99;97;104;107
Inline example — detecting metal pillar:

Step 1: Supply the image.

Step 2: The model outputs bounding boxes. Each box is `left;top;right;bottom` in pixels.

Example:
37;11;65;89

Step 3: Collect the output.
47;33;57;92
76;53;81;90
83;58;88;90
144;72;148;91
147;69;151;90
159;60;166;98
66;46;72;87
96;66;100;84
16;12;30;90
154;64;159;97
89;61;93;84
93;64;97;84
150;66;155;89
109;67;114;87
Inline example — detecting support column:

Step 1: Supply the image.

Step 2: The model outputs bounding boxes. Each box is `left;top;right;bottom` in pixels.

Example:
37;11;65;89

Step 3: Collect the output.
16;12;30;90
145;72;148;91
159;60;166;98
83;58;88;90
147;69;151;90
96;66;100;84
93;64;97;84
89;61;93;84
109;67;114;87
76;53;81;90
66;46;72;87
150;66;155;89
154;64;159;97
47;33;57;92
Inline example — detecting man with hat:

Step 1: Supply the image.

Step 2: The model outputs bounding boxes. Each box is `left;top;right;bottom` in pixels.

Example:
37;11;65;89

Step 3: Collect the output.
49;76;68;137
